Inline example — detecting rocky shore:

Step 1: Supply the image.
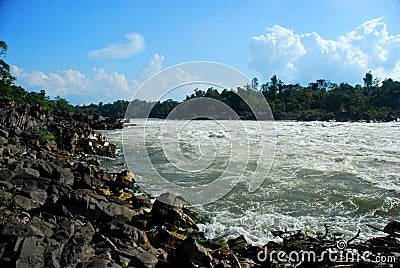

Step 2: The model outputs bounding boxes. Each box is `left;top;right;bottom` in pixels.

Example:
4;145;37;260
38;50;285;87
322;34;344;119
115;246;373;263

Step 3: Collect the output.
0;101;399;267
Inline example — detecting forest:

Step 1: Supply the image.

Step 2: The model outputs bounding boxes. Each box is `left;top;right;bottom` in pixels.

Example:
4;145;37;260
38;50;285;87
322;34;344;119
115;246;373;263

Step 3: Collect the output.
1;41;399;121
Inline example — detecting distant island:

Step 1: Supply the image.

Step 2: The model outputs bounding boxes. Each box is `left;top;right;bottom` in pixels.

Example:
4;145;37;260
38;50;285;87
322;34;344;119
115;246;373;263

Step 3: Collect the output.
1;41;399;122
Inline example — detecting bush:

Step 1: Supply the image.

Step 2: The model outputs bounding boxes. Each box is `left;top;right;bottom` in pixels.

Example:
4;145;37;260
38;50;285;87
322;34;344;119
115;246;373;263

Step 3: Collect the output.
0;187;21;225
32;127;56;144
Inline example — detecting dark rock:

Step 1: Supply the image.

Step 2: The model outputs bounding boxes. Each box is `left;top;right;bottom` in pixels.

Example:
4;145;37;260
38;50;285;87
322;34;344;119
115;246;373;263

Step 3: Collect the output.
74;220;95;245
87;158;101;167
28;216;55;238
2;220;45;238
24;167;40;178
54;167;74;186
12;194;41;212
47;184;71;201
81;174;103;189
131;194;152;209
0;136;7;145
0;128;9;138
42;238;64;268
107;170;135;191
60;242;95;267
151;192;194;227
81;259;122;268
0;180;14;190
383;220;400;234
15;236;45;267
227;235;249;256
0;169;14;181
56;189;142;223
123;247;158;268
176;237;212;268
14;177;51;191
74;162;93;177
34;161;59;178
4;144;21;156
107;222;149;249
21;188;47;206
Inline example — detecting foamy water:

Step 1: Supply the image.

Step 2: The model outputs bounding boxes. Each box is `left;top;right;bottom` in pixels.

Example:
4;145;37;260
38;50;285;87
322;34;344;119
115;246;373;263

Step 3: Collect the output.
101;120;400;245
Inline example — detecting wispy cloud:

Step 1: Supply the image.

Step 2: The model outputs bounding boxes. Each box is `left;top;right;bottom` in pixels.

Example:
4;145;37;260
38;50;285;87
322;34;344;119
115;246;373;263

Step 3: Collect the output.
140;53;165;79
249;18;400;84
88;33;145;59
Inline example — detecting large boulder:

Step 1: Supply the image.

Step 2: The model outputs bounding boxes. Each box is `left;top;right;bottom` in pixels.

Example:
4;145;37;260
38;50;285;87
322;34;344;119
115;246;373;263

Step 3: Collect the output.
151;192;194;227
175;237;212;268
56;189;142;224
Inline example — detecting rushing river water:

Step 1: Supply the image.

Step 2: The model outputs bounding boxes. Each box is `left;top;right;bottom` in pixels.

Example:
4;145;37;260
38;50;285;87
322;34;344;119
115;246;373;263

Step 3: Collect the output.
101;120;400;245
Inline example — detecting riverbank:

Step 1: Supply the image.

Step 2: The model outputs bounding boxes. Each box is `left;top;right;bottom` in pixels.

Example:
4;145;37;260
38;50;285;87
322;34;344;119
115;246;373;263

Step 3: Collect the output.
0;101;399;267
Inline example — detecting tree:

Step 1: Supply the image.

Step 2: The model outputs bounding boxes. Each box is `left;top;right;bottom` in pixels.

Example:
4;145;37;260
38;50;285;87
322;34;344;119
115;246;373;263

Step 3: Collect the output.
363;72;373;88
251;77;259;90
0;41;16;89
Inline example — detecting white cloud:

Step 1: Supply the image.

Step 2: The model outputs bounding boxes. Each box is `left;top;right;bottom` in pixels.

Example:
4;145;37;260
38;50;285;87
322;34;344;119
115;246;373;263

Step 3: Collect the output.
88;33;145;59
140;53;165;79
10;53;169;104
249;18;400;84
11;66;139;104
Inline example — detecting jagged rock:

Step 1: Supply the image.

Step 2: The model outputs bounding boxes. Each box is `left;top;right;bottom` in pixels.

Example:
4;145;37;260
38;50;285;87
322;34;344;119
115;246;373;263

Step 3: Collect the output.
24;167;40;178
227;235;249;257
87;158;101;167
151;192;194;227
81;174;103;189
0;169;14;181
15;236;45;268
21;188;47;206
121;247;158;268
54;167;74;186
28;216;55;238
131;194;152;208
384;220;400;233
74;220;95;245
0;136;7;145
60;242;95;267
107;222;150;249
56;189;142;223
1;219;45;238
34;161;59;178
13;195;41;212
4;144;21;156
176;237;212;268
80;259;122;268
0;128;9;138
0;180;14;190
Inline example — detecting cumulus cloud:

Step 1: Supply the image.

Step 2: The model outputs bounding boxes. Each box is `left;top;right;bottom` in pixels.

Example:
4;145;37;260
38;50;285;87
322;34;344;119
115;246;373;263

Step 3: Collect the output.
11;66;139;104
249;18;400;84
88;33;145;59
140;53;165;79
10;52;169;104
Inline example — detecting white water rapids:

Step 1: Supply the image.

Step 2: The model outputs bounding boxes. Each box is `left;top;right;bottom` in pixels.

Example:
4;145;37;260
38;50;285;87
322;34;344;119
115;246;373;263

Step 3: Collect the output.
101;120;400;245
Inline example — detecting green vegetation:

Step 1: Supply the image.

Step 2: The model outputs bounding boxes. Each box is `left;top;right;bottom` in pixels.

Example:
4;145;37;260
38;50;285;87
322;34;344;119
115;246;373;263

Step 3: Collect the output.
31;127;56;144
0;187;21;225
1;41;399;121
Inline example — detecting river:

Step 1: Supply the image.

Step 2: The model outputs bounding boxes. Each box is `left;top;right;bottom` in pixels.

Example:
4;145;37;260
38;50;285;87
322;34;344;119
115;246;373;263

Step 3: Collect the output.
101;120;400;245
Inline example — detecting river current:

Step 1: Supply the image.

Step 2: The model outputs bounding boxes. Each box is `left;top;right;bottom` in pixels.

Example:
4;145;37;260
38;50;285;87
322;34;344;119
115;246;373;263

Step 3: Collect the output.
101;120;400;245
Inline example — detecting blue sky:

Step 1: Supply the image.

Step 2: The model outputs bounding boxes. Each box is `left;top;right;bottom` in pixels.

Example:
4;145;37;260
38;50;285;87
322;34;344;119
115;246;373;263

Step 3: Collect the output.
1;0;399;104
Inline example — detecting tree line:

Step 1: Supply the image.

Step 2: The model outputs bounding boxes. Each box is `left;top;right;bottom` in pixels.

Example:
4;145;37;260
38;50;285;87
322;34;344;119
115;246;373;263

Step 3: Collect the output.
1;41;399;121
